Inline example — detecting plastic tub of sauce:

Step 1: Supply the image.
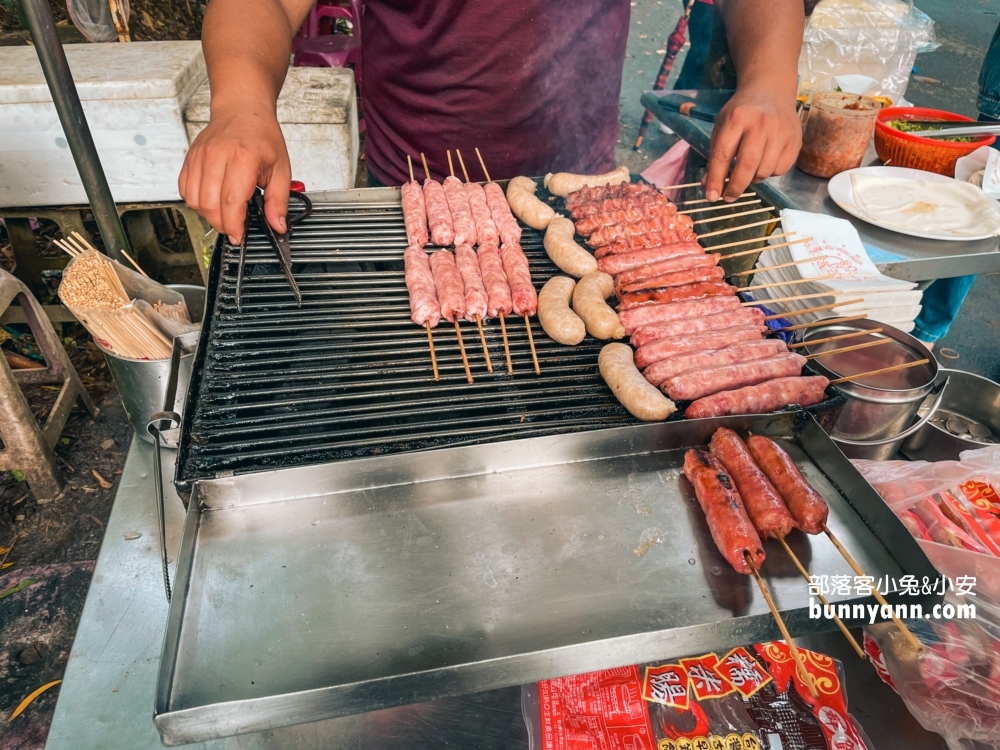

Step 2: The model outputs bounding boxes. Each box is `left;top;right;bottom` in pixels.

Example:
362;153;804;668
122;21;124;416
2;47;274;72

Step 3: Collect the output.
796;92;882;179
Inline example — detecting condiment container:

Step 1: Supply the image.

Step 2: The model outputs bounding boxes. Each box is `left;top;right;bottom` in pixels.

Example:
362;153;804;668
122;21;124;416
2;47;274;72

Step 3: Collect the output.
796;92;881;179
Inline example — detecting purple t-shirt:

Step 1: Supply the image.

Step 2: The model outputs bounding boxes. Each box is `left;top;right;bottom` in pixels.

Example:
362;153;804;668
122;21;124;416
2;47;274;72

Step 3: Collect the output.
361;0;631;186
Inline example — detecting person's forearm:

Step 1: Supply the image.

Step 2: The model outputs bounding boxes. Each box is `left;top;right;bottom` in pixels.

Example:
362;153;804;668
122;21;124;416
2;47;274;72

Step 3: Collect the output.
715;0;803;96
201;0;312;116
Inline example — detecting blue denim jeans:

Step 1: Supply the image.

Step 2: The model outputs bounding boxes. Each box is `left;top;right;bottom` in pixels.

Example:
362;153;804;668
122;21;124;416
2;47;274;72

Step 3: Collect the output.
912;276;977;343
979;22;1000;119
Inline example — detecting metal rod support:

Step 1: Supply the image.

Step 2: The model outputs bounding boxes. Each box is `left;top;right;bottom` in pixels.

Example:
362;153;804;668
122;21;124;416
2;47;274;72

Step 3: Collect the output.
21;0;130;262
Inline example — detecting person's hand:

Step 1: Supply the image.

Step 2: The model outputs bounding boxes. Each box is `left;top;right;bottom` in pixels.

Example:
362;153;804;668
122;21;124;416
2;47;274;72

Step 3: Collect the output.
178;105;291;244
704;86;802;202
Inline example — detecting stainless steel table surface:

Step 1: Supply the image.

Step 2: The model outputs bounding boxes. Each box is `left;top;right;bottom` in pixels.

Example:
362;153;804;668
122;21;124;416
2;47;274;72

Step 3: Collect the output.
642;93;1000;283
45;437;946;749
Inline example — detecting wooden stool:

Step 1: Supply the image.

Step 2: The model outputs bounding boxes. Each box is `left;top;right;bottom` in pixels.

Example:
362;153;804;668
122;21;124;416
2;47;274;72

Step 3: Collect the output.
0;269;96;501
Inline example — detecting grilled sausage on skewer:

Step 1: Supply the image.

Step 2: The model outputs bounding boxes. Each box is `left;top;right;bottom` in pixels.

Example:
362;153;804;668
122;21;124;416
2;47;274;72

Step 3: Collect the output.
477;243;512;318
428;250;465;322
597;243;705;276
746;435;830;534
642;339;790;389
566;182;659;215
455;244;488;321
614;253;720;292
618;281;734;311
574;200;678;237
663;353;807;401
401;182;429;248
464;182;499;246
618;266;725;295
685;376;830;419
630;307;766;344
484;183;521;246
683;449;766;574
443;176;477;247
499;242;537;316
634;325;765;369
710;428;796;540
423;179;455;247
618;296;742;335
403;246;440;327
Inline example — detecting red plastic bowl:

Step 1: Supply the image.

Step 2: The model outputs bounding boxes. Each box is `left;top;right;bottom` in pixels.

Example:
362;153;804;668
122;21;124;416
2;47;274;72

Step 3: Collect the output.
874;107;995;177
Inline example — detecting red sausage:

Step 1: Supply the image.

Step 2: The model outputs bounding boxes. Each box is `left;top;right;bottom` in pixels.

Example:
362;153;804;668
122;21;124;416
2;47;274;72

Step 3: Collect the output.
663;353;806;401
618;281;734;311
634;325;764;370
710;428;795;540
683;449;766;574
614;253;720;292
618;265;726;295
597;243;705;275
684;376;829;420
643;339;790;389
629;307;766;345
619;296;742;335
746;435;830;534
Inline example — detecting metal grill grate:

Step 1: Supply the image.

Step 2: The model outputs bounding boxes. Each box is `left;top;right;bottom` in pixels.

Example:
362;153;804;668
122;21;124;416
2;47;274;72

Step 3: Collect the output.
176;192;637;488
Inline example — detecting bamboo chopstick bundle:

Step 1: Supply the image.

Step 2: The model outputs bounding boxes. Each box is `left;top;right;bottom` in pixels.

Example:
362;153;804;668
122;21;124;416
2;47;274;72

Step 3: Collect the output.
153;300;192;323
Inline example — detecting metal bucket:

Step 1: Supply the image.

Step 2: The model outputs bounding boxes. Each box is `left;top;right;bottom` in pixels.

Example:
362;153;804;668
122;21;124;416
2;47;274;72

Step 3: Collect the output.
902;368;1000;462
99;284;204;444
799;318;945;460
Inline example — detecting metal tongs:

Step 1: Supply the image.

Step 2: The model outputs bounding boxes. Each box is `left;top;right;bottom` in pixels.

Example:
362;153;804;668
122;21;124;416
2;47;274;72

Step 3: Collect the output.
235;187;313;310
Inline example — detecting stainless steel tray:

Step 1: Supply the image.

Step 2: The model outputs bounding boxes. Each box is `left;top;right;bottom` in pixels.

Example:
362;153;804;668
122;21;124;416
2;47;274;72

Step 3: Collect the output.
154;411;938;745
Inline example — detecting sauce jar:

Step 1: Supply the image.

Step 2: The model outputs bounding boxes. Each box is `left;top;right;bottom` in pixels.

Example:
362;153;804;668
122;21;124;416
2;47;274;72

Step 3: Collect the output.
796;92;881;179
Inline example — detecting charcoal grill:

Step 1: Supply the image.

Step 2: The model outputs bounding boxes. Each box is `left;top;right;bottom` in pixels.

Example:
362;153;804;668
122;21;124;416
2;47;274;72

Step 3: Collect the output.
175;187;635;494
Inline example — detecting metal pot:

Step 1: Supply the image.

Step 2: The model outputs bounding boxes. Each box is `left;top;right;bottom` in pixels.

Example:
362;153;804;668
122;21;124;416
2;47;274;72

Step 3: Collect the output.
798;318;944;460
902;368;1000;461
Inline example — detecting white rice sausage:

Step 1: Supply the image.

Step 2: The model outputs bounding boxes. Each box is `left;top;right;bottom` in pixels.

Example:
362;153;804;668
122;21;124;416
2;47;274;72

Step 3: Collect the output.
506;176;556;230
572;272;624;340
599;343;677;421
538;276;586;346
544;217;599;278
543;166;630;198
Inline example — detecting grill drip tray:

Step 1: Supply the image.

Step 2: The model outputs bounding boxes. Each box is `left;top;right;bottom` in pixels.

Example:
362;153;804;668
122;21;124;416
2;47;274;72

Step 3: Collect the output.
154;412;938;745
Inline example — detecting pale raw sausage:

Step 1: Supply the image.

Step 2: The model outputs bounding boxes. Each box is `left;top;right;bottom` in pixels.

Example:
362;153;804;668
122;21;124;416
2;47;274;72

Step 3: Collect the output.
599;343;676;421
572;272;624;340
506;176;556;230
538;276;586;346
544;217;599;278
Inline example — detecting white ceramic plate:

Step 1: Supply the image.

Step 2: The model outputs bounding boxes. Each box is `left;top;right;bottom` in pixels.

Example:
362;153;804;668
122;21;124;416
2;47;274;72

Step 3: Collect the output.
828;166;1000;242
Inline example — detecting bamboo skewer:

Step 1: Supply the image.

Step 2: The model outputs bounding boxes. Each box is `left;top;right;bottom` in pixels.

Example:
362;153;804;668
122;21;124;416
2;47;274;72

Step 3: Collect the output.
120;249;149;278
455;150;472;183
828;359;930;386
425;323;440;381
499;313;513;375
678;199;761;215
741;290;843;307
524;314;541;375
777;537;866;659
729;256;830;277
475;147;492;183
703;231;795;251
763;300;865;322
692;206;776;226
805;337;893;360
420;153;431;181
454;321;473;383
698;217;779;239
789;329;881;349
773;314;868;333
681;192;753;206
822;525;923;651
745;551;819;698
741;274;835;294
659;178;728;191
447;150;455;178
407;155;442;379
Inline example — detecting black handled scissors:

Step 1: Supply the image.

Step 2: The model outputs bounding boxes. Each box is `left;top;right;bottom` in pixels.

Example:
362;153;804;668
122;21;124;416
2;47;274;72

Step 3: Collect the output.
236;188;313;310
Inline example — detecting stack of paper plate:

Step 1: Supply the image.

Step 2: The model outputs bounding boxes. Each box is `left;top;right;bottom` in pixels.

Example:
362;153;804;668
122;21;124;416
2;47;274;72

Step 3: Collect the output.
747;210;923;332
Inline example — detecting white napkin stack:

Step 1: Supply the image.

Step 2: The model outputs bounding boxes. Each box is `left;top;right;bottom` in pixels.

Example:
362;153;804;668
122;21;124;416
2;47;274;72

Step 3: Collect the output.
748;210;922;332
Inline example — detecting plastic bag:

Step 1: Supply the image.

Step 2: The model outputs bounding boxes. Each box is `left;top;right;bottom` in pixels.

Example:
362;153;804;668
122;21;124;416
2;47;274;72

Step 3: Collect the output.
522;641;872;750
798;0;939;104
66;0;130;43
853;447;1000;748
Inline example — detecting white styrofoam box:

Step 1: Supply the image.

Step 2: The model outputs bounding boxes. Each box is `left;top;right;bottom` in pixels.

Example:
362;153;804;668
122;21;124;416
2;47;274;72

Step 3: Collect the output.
0;41;206;207
184;67;359;193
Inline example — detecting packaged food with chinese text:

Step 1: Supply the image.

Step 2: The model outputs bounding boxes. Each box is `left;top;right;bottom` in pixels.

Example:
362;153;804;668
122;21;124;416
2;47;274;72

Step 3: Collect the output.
522;641;872;750
853;445;1000;748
